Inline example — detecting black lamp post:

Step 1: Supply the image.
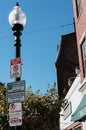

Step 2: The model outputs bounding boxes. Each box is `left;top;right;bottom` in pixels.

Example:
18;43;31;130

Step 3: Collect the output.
8;3;26;130
8;2;26;81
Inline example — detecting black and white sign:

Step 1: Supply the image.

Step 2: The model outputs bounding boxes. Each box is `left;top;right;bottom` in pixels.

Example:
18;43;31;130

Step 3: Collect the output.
9;102;22;126
10;58;22;79
7;80;25;104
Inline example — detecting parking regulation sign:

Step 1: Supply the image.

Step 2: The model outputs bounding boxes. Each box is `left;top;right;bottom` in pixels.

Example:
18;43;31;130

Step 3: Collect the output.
7;80;25;104
9;102;22;127
10;57;22;79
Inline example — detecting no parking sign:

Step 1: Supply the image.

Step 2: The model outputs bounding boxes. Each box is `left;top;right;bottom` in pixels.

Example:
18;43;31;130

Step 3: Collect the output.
9;103;22;126
10;57;22;79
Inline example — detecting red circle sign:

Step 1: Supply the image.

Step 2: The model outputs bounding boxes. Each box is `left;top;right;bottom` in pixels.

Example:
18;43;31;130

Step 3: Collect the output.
13;64;19;72
10;104;16;111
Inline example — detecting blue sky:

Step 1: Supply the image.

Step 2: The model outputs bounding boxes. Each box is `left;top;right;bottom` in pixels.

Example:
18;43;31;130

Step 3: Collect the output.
0;0;74;93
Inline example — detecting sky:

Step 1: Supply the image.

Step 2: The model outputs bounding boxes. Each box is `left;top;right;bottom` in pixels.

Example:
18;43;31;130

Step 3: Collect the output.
0;0;74;94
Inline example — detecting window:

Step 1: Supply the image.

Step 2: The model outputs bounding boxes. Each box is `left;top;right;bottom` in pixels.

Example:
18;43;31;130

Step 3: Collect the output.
74;125;81;130
63;102;72;120
82;39;86;76
76;0;82;17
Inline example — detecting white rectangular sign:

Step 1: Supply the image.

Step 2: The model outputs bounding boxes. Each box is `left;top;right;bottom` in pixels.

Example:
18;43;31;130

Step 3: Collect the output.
7;80;25;104
10;57;22;79
9;103;22;126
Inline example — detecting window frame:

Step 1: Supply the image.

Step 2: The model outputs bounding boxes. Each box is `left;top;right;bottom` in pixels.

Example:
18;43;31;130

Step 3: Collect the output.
81;38;86;77
74;125;81;130
76;0;82;17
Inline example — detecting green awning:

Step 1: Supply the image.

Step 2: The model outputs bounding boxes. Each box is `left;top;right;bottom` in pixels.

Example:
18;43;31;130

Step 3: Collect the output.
71;95;86;121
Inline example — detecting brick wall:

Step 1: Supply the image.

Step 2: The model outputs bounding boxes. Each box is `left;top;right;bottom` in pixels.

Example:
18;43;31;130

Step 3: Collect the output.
73;0;86;79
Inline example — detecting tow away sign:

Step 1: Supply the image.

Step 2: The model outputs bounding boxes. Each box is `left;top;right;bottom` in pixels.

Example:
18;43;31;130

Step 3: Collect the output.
10;58;22;79
9;102;22;127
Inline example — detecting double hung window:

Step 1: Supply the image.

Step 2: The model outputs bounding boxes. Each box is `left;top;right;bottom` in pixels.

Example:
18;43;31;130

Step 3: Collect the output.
76;0;82;17
82;39;86;76
74;125;81;130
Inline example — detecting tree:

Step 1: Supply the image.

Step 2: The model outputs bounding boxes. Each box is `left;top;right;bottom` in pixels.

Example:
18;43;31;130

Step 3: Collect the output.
22;83;61;130
0;82;61;130
0;83;9;130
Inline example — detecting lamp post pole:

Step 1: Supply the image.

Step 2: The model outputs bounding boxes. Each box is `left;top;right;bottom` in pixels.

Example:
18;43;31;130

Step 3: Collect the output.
12;23;23;81
8;3;26;130
12;23;23;130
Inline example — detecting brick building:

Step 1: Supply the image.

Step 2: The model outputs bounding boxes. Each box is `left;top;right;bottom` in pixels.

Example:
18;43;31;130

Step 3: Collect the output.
73;0;86;80
55;0;86;129
71;0;86;123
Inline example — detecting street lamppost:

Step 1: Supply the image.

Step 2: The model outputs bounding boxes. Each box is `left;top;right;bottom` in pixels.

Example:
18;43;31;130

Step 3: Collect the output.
8;2;26;81
8;3;26;130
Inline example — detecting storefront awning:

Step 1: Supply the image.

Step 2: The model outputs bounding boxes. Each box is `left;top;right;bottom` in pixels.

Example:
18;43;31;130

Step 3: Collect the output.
71;95;86;121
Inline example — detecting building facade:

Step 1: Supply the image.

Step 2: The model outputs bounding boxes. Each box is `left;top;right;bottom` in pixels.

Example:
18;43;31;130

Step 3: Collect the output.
73;0;86;80
71;0;86;125
55;0;86;129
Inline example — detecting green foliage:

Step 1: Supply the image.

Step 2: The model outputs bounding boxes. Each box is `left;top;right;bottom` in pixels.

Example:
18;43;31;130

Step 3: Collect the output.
0;83;9;130
22;83;60;130
0;82;61;130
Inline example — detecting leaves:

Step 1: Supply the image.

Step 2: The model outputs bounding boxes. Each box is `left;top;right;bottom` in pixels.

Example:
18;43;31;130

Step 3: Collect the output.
0;82;60;130
22;83;60;130
0;83;9;130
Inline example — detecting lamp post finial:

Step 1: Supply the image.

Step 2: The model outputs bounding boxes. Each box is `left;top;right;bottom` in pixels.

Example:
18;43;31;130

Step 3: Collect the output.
16;2;19;6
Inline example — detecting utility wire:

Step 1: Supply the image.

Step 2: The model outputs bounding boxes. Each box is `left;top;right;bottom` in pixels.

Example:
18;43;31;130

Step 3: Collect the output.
0;22;73;38
27;22;73;34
